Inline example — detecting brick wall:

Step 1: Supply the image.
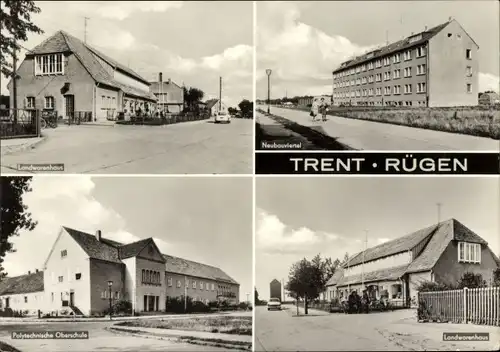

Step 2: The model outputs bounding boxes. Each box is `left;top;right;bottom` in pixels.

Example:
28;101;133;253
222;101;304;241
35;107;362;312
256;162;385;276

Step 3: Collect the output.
89;259;125;315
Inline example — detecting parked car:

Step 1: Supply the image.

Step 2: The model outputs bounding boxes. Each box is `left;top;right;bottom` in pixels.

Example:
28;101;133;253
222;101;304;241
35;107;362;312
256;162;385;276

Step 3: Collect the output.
267;298;281;311
214;112;231;124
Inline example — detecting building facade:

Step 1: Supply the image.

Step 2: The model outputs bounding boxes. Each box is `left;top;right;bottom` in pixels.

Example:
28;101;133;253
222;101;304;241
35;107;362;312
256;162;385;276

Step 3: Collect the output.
326;219;500;305
0;227;239;316
269;279;281;300
332;19;479;108
7;30;157;122
149;73;184;114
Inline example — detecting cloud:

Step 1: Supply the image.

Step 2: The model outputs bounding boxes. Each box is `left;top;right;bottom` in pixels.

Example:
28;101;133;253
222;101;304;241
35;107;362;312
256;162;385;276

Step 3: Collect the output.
4;177;144;277
479;72;500;93
256;209;342;254
68;1;183;21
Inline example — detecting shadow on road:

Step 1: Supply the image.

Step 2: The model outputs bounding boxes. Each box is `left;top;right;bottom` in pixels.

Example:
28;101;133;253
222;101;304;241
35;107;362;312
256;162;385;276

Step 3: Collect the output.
256;112;353;150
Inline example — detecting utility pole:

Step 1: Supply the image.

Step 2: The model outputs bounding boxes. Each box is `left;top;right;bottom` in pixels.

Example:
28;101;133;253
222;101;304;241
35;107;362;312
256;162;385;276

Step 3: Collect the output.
84;17;90;44
362;230;368;290
12;44;18;123
219;76;222;111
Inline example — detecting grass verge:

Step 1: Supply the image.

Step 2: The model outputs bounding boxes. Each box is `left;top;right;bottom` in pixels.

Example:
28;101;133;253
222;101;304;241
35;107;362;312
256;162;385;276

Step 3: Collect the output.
117;315;252;336
0;341;21;352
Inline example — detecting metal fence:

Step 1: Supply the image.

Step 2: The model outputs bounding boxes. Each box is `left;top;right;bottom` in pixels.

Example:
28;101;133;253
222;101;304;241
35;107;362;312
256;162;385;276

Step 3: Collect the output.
0;108;40;139
67;111;93;125
418;286;500;326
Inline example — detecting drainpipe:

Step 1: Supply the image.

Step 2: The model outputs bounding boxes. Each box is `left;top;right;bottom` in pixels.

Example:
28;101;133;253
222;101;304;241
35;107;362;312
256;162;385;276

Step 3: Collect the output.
425;42;430;107
94;83;100;122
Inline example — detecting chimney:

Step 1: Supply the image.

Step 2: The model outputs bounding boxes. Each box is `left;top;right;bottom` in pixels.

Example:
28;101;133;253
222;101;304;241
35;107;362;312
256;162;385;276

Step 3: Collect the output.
159;72;163;83
36;269;39;273
28;271;31;275
424;25;428;31
96;230;102;241
448;16;452;21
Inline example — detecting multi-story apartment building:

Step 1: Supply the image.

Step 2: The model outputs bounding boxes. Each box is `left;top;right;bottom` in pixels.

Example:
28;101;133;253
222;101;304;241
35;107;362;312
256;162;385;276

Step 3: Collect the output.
269;279;281;300
0;227;239;316
332;18;479;107
149;73;184;114
7;30;157;122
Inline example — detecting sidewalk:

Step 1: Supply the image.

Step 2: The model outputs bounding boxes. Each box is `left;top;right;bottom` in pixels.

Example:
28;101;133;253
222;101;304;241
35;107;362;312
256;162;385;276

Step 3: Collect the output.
284;304;331;317
1;136;45;156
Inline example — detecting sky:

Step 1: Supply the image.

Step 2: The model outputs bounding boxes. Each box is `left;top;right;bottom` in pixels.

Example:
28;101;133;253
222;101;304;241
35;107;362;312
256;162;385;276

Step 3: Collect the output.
3;176;253;302
256;1;500;99
255;177;500;301
1;1;253;107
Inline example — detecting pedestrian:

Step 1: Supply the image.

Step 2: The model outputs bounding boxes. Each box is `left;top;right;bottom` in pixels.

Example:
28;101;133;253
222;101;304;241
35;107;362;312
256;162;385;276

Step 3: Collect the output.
319;97;328;122
310;99;319;121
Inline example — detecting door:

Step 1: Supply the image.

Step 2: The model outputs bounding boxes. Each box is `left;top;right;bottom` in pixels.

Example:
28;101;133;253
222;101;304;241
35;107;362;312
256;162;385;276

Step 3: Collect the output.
5;297;9;308
69;292;74;306
65;95;75;120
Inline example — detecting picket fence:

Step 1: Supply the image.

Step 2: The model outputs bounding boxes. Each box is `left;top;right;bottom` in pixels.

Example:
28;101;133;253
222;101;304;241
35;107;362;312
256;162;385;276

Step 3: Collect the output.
418;286;500;326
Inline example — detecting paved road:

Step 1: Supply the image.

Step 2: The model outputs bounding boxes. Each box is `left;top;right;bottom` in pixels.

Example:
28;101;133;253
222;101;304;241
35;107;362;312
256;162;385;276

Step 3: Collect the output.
261;106;500;151
0;119;252;174
0;321;234;352
255;305;500;351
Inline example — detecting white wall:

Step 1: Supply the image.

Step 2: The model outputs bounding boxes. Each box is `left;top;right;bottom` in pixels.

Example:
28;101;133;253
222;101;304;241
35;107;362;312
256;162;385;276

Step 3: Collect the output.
43;228;91;315
345;252;412;277
408;271;432;301
122;257;136;312
95;86;119;121
0;291;46;316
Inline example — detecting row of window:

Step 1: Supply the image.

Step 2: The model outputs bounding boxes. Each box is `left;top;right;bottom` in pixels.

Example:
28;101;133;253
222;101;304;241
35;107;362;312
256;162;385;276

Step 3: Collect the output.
100;291;121;300
333;83;426;98
55;273;82;283
334;46;427;79
101;96;117;110
25;96;55;109
166;276;216;291
333;65;428;88
142;269;161;285
35;54;64;76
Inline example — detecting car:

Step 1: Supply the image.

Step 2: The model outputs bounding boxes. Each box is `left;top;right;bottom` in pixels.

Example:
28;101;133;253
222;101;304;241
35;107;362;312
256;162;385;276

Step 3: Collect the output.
267;298;282;311
214;112;231;124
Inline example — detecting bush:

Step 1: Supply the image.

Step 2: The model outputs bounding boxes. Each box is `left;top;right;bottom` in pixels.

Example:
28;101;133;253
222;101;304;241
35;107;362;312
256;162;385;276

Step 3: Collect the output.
165;296;211;314
493;268;500;286
416;280;455;292
456;272;487;289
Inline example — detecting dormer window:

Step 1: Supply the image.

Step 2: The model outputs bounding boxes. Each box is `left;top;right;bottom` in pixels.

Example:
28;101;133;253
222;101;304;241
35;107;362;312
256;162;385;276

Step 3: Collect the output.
458;242;481;263
35;53;64;76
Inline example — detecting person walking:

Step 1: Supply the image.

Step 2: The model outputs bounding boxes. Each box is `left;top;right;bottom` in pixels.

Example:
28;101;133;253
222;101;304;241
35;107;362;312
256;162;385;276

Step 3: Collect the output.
310;98;319;121
319;97;328;122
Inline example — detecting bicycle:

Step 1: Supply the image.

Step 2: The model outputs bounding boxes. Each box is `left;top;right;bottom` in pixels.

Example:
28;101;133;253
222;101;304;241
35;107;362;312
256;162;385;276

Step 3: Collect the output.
40;117;57;129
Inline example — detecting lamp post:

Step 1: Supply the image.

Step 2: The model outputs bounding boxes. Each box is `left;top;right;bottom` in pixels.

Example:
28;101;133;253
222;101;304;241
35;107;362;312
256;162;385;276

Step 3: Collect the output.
266;69;272;114
107;280;113;320
246;293;250;310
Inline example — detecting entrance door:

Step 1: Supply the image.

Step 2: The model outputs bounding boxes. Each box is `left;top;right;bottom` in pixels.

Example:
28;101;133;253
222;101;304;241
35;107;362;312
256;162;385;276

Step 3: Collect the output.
69;292;74;306
65;95;75;120
5;297;9;308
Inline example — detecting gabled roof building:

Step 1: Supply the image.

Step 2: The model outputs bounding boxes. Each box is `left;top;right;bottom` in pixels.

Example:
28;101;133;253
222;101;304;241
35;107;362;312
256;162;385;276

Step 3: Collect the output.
0;227;239;316
326;219;499;305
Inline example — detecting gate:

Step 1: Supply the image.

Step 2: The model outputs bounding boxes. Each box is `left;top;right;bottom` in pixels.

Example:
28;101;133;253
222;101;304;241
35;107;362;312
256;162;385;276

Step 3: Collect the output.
0;108;40;139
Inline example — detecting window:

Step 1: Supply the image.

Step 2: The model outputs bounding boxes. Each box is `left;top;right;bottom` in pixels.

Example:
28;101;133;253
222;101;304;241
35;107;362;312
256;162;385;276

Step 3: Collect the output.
384;72;391;81
193;280;197;289
200;282;204;290
26;97;35;109
356;78;361;85
368;62;374;70
416;64;426;75
375;60;382;68
35;53;64;75
167;277;172;286
403;50;412;61
458;242;481;263
466;49;471;59
394;85;401;95
75;273;81;280
404;67;412;77
361;64;366;72
417;83;426;93
466;66;472;77
375;73;382;82
393;53;401;63
393;69;401;79
369;88;374;96
212;283;215;291
58;276;63;283
51;293;54;302
24;296;28;303
466;84;472;93
416;46;426;57
376;87;382;96
368;75;374;83
60;250;67;258
45;96;55;109
384;86;391;96
404;84;412;94
177;280;181;288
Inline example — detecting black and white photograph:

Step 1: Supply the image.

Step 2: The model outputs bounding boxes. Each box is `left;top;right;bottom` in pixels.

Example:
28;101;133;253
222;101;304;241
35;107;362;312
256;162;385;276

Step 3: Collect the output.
0;1;253;174
255;177;500;351
255;1;500;151
0;176;253;352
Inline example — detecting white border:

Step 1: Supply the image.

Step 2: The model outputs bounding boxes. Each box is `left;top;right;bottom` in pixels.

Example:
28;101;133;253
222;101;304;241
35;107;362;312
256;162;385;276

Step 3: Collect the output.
252;2;257;350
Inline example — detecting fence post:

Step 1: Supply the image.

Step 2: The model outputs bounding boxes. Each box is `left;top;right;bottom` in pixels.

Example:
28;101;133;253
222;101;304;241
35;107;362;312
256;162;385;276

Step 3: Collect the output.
463;287;468;324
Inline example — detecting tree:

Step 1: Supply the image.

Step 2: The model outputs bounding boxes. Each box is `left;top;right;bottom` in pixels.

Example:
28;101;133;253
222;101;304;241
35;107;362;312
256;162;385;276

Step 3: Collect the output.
228;107;238;116
238;99;253;118
493;268;500;287
0;177;37;280
285;257;326;315
183;87;204;111
341;252;350;266
254;288;260;305
1;1;44;79
456;272;487;289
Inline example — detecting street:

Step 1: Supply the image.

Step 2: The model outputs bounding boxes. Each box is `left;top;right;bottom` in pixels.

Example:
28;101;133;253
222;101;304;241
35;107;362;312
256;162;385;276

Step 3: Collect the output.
255;305;500;351
0;321;235;352
259;106;500;150
0;119;252;174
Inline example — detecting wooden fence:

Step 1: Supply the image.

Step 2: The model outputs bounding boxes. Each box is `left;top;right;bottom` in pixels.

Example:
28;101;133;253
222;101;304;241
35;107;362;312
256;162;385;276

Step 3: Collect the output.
418;286;500;326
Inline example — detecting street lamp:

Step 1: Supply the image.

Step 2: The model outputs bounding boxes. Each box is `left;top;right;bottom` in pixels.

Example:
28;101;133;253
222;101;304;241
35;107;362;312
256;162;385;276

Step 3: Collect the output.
107;280;113;320
266;69;272;114
246;293;250;311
